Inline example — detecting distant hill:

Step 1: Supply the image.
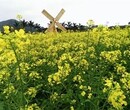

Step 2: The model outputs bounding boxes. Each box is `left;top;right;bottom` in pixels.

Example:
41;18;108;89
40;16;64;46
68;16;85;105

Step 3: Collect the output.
0;19;46;33
0;19;19;31
0;19;18;26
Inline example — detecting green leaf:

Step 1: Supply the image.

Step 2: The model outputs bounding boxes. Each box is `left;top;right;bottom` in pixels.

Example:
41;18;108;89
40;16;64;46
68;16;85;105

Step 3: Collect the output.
0;101;4;110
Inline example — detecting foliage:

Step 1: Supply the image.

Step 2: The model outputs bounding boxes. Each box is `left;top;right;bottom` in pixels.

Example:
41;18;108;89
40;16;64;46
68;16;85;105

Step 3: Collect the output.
1;18;130;33
13;19;46;33
0;25;130;110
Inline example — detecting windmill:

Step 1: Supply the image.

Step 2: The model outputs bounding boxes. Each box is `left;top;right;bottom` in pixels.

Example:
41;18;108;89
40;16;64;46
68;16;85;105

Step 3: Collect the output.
42;8;67;33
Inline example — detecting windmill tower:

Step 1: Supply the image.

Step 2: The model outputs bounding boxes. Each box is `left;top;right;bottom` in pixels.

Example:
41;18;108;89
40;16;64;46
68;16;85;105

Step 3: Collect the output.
42;8;67;33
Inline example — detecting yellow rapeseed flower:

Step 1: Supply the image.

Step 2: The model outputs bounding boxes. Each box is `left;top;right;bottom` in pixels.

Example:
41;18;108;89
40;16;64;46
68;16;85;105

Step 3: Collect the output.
87;19;95;27
3;84;15;98
0;32;2;36
29;71;41;79
71;99;76;104
3;26;10;34
27;106;33;110
26;87;37;98
53;73;61;83
88;93;92;99
81;91;86;96
50;92;59;101
0;39;7;52
16;14;22;20
104;79;113;88
88;86;91;91
79;85;84;89
27;103;41;110
15;29;25;38
108;89;127;109
70;106;74;110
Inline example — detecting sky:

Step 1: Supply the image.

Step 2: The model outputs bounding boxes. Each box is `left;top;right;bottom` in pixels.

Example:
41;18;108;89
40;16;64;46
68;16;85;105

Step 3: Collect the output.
0;0;130;27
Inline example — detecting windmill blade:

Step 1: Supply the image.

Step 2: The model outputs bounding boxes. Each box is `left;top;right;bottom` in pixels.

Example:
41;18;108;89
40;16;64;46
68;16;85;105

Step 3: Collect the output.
56;22;67;31
42;9;54;21
55;9;65;21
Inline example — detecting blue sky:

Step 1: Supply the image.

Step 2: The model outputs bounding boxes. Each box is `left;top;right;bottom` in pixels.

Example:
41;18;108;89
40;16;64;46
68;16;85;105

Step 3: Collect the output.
0;0;130;27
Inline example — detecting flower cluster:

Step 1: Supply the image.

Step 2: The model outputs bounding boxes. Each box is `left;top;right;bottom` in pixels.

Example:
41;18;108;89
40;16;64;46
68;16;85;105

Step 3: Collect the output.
0;25;130;109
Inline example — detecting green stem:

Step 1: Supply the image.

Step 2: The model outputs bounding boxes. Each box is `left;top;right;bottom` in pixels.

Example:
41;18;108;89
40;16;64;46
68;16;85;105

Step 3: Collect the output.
9;40;25;108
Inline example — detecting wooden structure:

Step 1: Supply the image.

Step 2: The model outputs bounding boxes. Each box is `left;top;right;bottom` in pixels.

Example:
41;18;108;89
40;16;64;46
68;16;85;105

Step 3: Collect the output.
42;8;66;33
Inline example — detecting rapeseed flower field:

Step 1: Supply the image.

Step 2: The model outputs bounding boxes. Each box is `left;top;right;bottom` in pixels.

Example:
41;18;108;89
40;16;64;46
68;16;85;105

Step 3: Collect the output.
0;25;130;110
